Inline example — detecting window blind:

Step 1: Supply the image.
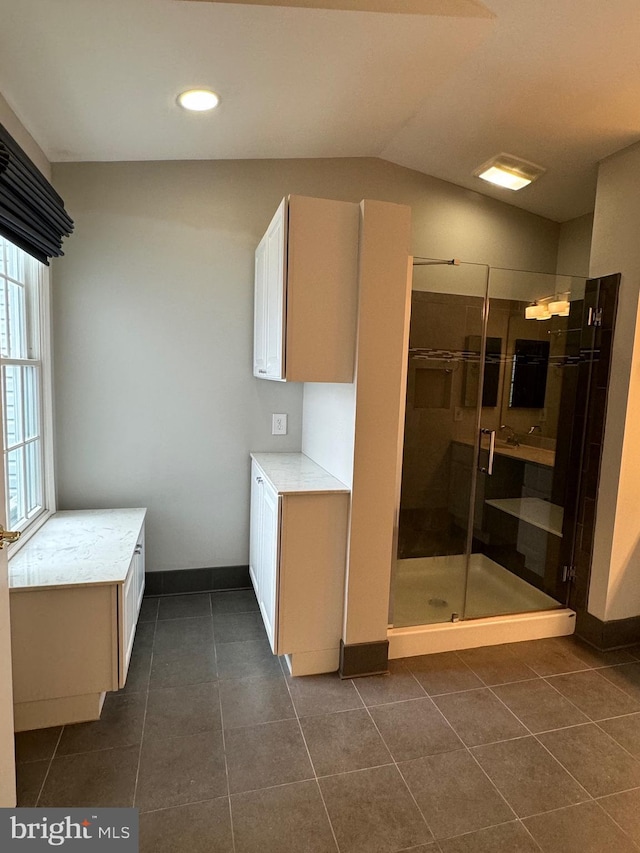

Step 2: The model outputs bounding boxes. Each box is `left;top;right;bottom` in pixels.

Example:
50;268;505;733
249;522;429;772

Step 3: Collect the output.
0;123;73;265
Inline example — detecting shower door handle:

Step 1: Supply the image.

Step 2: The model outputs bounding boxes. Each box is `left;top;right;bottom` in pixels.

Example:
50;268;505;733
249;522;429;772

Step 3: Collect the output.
479;429;496;475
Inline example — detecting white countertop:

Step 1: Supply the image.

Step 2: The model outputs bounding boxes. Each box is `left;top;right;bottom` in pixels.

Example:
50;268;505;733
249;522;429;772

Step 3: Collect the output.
9;508;147;591
251;452;350;495
485;497;564;537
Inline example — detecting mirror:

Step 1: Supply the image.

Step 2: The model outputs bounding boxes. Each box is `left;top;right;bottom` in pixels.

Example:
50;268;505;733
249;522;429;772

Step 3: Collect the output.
463;335;501;408
509;339;550;408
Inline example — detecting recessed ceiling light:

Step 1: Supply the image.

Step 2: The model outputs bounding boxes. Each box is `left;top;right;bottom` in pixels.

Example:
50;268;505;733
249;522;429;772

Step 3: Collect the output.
177;89;220;112
474;154;545;191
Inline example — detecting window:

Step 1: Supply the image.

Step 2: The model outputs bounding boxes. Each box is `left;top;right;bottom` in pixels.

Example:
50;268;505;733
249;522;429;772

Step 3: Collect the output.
0;236;53;538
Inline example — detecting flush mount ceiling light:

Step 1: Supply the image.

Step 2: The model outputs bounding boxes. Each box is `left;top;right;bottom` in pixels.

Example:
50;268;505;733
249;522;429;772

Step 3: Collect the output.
474;154;546;191
177;89;220;112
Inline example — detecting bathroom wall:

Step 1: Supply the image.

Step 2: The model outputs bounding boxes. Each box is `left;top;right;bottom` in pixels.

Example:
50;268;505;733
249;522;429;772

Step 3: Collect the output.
51;157;561;575
0;91;50;181
589;140;640;622
557;213;593;277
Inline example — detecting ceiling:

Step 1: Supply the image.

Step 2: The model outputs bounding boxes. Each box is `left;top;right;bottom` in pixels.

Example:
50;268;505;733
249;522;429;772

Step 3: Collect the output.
1;0;640;221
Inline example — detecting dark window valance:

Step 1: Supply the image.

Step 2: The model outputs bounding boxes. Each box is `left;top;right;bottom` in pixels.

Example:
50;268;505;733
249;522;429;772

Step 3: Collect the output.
0;123;73;265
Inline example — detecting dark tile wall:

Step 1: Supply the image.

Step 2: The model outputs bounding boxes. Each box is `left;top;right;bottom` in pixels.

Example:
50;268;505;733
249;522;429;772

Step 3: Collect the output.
559;275;621;643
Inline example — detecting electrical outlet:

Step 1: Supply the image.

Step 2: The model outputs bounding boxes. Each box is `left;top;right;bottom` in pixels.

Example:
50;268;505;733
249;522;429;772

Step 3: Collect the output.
272;413;287;435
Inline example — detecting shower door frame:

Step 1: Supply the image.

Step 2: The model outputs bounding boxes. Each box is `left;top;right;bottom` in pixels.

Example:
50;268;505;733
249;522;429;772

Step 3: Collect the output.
390;257;491;626
391;258;580;630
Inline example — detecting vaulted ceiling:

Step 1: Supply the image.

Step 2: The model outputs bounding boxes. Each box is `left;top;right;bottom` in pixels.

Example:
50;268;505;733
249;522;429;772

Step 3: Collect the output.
1;0;639;221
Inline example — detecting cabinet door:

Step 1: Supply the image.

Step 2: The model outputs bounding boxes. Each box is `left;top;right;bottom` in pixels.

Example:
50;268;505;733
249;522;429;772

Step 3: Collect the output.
118;527;145;689
253;234;268;377
259;480;280;652
133;529;145;615
264;199;287;380
249;460;263;598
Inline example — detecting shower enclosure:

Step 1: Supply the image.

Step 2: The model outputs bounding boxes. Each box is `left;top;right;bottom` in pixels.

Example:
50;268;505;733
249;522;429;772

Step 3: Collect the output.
391;260;588;630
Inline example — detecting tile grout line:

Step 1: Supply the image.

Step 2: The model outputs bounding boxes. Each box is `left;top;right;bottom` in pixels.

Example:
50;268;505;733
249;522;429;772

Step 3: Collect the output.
483;679;595;810
592;718;640;763
489;669;640;793
398;654;541;850
407;650;571;851
33;725;65;807
351;677;438;845
210;594;237;853
457;663;570;852
398;662;534;844
280;669;341;853
131;610;158;808
543;665;640;712
400;653;530;835
592;795;640;851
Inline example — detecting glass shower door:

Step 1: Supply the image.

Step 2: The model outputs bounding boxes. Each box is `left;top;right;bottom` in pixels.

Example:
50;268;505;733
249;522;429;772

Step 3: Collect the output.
393;260;489;626
466;268;588;618
392;262;589;629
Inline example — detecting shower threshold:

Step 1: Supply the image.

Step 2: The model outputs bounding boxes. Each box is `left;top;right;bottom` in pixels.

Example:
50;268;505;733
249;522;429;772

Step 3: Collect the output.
389;553;575;658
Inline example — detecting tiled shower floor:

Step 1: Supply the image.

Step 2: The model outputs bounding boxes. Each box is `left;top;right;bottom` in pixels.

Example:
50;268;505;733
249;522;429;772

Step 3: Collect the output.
14;590;640;853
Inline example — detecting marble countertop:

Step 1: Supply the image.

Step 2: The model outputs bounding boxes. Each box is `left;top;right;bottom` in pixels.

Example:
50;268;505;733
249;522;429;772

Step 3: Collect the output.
9;508;147;591
251;452;350;495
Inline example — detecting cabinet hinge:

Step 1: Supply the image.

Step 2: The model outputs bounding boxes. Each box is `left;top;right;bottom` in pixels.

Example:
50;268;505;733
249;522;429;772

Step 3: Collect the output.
562;565;576;583
588;307;603;327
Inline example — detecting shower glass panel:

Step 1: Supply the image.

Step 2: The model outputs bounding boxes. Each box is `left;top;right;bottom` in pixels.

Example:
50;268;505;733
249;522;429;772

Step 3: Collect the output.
393;260;488;627
392;262;588;628
472;268;587;618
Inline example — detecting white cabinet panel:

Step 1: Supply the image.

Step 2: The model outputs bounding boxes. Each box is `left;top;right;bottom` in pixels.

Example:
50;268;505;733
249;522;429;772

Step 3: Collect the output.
253;195;359;383
264;199;286;380
253;234;268;377
259;480;279;652
119;531;145;688
249;459;263;591
249;462;280;653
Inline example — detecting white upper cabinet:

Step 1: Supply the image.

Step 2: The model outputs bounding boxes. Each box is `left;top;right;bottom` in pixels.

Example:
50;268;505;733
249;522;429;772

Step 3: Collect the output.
253;195;360;383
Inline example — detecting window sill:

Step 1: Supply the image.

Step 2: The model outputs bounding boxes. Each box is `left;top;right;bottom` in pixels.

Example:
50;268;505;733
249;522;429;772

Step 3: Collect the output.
8;508;55;560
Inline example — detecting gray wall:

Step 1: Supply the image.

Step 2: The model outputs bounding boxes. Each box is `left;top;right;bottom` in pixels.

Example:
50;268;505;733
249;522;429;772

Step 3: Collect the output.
589;141;640;621
0;92;50;180
51;157;561;573
557;213;593;277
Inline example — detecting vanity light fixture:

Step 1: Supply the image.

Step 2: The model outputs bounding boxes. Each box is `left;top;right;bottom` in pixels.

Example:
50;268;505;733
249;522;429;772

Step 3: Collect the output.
177;88;220;112
525;302;547;320
474;154;546;191
548;298;571;316
525;292;571;320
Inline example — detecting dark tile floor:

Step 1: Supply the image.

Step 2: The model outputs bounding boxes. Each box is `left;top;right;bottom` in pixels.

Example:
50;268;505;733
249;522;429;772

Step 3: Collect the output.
14;591;640;852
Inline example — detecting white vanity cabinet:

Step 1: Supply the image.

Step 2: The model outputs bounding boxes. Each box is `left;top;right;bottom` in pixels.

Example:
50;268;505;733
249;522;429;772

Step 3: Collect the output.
118;527;145;688
250;453;350;675
253;195;360;383
9;508;146;731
